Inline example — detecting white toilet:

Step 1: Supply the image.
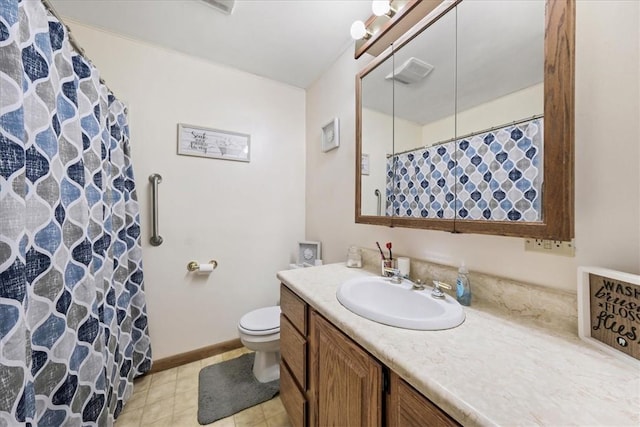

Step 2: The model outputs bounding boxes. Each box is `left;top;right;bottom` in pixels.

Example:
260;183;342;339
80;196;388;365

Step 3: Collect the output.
237;306;281;383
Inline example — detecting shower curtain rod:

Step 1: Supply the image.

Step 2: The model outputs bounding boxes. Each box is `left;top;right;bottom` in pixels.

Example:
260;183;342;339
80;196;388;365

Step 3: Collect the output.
40;0;106;86
388;113;544;158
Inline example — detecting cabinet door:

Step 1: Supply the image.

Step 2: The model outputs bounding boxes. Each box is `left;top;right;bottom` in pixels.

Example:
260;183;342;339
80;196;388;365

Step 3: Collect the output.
309;311;382;427
387;372;459;427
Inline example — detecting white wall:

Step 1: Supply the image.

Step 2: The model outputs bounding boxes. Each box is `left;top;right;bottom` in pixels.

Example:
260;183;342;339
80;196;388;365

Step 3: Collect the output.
360;108;421;216
421;83;544;147
68;22;306;359
361;108;392;217
306;1;640;292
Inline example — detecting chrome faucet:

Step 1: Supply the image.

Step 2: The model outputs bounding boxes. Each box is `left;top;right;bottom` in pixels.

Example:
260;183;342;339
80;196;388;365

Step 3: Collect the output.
383;269;453;298
383;269;426;290
383;268;405;284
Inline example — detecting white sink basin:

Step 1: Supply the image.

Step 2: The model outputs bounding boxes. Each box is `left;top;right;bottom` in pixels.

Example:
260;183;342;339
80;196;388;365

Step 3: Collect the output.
336;276;465;331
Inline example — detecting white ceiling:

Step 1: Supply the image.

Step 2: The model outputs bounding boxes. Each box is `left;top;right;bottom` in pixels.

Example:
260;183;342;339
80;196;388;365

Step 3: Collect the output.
50;0;373;89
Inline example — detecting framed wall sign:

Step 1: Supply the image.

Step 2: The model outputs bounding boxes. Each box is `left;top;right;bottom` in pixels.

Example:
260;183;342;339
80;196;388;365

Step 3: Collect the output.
177;123;250;162
577;266;640;362
298;241;321;267
321;118;340;152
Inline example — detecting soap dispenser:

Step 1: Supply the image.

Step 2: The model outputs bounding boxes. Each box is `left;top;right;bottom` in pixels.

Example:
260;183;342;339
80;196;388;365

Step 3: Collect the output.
456;264;472;306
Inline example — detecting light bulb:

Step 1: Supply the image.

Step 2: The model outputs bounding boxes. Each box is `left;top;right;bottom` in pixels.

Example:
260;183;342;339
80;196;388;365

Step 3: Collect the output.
350;20;367;40
372;0;391;17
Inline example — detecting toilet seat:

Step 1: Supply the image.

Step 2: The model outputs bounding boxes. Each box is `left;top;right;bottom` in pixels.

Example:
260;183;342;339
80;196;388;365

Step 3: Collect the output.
238;306;280;336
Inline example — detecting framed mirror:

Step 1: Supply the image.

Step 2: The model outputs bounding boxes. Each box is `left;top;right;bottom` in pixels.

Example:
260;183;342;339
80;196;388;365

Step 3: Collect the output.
355;0;574;240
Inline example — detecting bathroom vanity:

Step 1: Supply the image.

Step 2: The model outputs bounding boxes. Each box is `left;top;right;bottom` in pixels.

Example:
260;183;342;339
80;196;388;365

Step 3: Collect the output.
278;263;639;426
280;284;457;427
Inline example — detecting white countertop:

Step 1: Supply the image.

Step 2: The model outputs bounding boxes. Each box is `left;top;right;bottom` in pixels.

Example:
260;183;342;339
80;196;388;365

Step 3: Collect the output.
277;263;640;427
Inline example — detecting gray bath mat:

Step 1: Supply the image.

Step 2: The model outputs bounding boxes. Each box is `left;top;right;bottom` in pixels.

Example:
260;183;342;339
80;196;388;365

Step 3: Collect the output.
198;353;279;425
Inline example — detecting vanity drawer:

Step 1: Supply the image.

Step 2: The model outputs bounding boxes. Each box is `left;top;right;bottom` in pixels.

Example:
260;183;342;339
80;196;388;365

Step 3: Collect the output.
280;314;307;389
280;362;306;427
280;284;307;335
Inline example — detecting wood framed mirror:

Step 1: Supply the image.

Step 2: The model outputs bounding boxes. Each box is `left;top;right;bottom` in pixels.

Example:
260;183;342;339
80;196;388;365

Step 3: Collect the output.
355;0;574;240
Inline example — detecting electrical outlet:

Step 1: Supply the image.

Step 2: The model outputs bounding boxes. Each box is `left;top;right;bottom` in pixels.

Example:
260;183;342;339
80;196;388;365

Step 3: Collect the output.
524;239;575;257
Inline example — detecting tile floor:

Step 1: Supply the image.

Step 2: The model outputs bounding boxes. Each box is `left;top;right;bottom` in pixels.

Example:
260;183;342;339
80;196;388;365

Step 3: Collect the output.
115;347;291;427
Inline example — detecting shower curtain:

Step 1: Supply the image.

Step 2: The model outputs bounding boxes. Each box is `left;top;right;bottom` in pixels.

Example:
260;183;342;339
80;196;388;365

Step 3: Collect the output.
0;0;152;425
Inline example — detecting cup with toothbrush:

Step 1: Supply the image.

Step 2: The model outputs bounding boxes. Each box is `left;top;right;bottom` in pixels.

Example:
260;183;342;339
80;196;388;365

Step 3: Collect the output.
377;241;395;276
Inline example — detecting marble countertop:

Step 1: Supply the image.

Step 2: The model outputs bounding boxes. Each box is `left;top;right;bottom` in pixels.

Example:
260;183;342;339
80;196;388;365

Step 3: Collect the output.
277;263;639;427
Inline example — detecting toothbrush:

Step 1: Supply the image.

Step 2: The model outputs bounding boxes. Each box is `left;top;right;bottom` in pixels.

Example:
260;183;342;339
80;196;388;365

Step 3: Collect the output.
386;242;392;260
375;242;386;260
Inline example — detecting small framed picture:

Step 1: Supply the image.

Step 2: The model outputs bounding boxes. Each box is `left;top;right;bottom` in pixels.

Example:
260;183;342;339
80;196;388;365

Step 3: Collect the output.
298;241;321;267
361;153;370;175
321;118;340;152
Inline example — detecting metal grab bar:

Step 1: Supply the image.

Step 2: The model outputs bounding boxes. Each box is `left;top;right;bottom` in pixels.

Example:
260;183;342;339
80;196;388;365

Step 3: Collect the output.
374;189;382;216
149;174;163;246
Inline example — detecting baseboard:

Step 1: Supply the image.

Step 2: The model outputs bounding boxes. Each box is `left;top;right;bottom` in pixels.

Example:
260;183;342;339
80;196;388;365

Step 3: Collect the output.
147;338;243;374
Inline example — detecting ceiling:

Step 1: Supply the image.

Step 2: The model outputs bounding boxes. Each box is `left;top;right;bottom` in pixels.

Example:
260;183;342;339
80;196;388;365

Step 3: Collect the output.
49;0;373;89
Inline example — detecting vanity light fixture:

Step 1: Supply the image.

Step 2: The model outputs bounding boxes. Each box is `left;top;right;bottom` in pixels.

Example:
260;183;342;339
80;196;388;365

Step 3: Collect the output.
372;0;396;18
350;20;372;40
350;0;401;41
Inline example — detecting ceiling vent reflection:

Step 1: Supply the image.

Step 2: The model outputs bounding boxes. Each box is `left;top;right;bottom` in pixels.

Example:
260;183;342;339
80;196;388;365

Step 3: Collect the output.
385;57;434;85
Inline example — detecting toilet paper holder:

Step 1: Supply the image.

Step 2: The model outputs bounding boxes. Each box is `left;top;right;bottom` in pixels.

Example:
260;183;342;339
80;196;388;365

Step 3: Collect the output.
187;260;218;272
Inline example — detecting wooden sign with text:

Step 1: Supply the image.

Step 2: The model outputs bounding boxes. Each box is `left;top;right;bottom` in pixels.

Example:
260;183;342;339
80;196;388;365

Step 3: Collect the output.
580;269;640;361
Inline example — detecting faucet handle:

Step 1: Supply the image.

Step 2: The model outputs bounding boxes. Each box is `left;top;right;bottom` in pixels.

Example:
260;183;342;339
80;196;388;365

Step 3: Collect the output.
383;267;400;276
431;280;452;299
383;268;404;284
433;281;452;290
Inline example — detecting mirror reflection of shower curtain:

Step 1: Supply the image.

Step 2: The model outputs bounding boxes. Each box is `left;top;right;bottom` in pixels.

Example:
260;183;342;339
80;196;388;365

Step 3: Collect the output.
0;1;152;424
384;117;543;221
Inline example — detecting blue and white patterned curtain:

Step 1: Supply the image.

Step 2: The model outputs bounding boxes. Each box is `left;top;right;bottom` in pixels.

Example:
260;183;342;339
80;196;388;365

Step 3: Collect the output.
0;0;152;425
386;118;543;221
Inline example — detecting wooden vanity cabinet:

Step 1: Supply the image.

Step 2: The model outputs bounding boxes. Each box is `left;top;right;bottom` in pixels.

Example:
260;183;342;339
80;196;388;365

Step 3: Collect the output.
280;283;456;427
387;372;460;427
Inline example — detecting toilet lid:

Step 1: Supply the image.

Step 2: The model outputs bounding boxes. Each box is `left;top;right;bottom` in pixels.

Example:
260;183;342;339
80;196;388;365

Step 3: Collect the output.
239;306;280;334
